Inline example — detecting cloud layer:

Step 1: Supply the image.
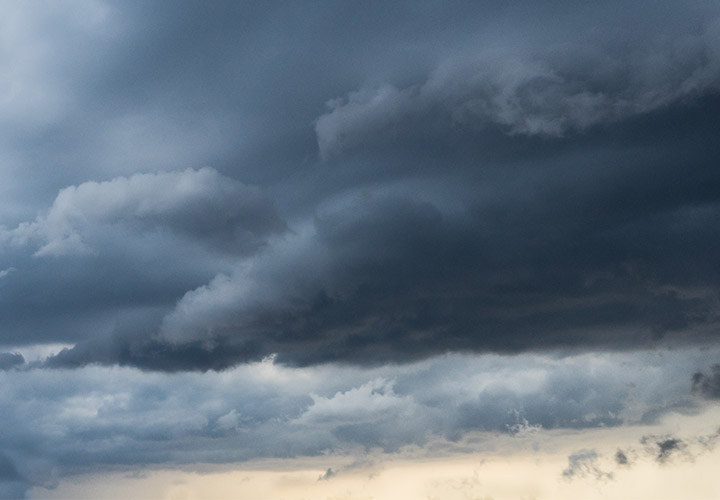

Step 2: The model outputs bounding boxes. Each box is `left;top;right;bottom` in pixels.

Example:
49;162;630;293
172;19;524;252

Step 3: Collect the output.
1;348;718;497
0;0;718;370
1;2;720;496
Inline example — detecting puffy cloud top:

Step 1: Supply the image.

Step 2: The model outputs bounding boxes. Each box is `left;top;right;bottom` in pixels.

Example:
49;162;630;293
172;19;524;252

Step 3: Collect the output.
1;167;286;257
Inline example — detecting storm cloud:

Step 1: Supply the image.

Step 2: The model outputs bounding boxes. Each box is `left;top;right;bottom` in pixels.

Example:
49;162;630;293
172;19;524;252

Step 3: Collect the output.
1;1;720;496
0;0;716;370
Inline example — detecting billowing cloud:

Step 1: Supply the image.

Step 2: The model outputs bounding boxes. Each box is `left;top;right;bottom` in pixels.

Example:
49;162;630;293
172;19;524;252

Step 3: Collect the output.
316;11;720;159
0;167;285;257
0;1;719;497
0;0;717;371
0;167;286;348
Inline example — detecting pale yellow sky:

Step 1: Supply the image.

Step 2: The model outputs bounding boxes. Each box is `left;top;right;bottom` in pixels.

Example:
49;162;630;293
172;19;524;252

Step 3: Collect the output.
32;405;720;500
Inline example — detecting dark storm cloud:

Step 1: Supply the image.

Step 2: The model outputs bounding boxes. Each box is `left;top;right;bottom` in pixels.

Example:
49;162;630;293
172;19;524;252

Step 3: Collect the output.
0;168;285;346
2;1;720;496
46;139;720;368
2;0;720;371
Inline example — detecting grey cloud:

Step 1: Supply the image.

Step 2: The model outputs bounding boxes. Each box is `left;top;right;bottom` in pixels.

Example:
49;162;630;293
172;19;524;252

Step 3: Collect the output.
318;468;335;481
614;449;629;466
640;430;720;463
316;14;720;159
1;1;720;496
49;86;720;369
0;454;28;499
563;428;720;483
692;365;720;399
0;168;284;347
60;181;719;369
1;0;719;371
605;429;720;473
0;353;24;371
562;449;613;481
0;349;715;493
1;167;285;257
656;438;685;464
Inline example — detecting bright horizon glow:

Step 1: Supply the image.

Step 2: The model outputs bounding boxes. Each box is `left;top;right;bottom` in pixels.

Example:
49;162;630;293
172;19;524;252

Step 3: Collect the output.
31;406;720;500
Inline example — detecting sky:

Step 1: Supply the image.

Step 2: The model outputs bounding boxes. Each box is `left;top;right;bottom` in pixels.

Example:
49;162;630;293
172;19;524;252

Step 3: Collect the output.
0;1;719;498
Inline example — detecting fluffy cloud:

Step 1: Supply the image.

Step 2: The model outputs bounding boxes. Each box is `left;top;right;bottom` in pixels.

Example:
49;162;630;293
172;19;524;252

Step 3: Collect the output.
0;167;285;257
0;167;286;348
54;185;718;369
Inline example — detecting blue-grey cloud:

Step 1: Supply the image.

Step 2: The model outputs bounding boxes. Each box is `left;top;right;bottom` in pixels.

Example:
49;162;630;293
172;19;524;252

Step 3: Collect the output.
1;2;720;495
0;353;24;371
0;167;285;257
692;365;720;399
0;348;715;495
0;0;718;371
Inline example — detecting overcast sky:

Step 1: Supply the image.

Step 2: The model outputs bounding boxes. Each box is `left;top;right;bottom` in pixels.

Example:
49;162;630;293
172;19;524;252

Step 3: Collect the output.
1;1;719;498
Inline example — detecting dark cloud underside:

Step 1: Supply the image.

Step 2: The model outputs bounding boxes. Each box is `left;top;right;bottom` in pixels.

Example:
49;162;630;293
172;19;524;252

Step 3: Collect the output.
0;1;718;372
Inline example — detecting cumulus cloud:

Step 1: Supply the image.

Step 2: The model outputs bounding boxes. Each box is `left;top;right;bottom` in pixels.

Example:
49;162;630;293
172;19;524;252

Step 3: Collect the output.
0;167;285;257
0;167;288;349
